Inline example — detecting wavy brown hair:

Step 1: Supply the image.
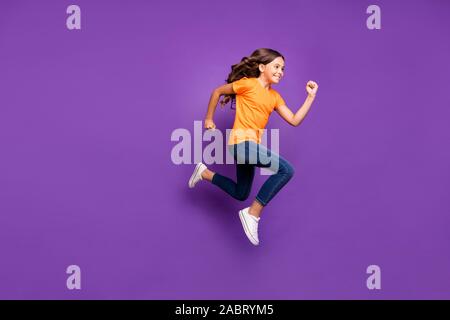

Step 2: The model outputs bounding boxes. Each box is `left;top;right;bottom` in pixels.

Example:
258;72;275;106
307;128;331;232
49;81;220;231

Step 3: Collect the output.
220;48;285;109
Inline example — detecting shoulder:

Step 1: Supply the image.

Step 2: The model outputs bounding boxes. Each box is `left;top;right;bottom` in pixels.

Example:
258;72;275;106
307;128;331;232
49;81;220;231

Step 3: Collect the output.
269;87;282;98
234;77;256;84
232;77;257;94
269;88;286;107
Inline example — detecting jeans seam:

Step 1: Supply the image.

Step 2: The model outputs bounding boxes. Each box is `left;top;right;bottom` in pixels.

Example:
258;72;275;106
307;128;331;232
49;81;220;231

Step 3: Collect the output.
259;174;286;205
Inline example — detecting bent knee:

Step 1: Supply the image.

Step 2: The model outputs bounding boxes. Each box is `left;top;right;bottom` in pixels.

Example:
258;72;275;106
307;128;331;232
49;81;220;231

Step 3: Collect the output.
283;163;295;179
235;190;251;201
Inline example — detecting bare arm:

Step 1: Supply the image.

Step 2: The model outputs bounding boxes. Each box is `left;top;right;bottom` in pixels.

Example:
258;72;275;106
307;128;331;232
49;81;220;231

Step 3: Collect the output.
276;81;318;127
204;83;235;129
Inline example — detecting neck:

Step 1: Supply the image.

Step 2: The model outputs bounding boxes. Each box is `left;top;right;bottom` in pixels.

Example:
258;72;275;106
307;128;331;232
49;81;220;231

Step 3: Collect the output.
257;76;271;90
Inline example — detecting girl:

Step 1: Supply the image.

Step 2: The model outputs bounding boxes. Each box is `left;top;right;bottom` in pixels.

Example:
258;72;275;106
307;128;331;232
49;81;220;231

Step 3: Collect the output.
189;48;318;246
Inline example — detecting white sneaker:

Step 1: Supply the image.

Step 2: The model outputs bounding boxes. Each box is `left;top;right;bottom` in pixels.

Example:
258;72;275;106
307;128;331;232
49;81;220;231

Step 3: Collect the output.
188;162;207;188
239;207;260;246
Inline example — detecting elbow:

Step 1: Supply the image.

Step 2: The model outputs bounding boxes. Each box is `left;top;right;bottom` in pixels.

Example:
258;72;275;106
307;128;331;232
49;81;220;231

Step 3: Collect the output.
292;116;305;127
211;89;219;97
213;87;224;97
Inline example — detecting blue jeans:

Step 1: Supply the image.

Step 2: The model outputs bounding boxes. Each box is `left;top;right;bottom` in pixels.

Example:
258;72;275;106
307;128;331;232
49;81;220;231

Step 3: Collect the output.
211;141;295;206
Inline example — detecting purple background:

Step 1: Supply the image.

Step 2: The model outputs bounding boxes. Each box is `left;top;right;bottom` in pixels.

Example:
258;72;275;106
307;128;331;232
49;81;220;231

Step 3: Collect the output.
1;0;450;299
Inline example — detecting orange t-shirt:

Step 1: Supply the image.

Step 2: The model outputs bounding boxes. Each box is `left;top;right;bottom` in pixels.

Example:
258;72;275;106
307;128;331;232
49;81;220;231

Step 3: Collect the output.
228;77;286;145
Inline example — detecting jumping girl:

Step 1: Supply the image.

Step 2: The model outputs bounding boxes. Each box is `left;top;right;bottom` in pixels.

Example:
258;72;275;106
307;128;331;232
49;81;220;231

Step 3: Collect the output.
188;48;318;246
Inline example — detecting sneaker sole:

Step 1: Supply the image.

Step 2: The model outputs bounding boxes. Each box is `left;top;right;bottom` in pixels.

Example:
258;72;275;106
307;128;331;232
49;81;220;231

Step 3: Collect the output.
188;163;203;188
239;210;259;246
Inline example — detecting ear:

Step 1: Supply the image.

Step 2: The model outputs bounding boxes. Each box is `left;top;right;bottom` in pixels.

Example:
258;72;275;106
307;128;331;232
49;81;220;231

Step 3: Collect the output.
258;63;265;73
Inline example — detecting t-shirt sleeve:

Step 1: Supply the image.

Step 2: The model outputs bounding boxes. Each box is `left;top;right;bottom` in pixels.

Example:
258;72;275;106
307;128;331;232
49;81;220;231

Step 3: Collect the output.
232;77;253;95
274;91;286;110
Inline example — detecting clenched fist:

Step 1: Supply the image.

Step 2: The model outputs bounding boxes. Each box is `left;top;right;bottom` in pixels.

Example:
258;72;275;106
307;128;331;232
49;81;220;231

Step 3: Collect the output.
306;81;319;97
204;119;216;130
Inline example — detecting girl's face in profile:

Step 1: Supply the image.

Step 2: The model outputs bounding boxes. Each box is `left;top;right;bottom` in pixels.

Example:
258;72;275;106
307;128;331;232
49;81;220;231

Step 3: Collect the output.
260;57;285;85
